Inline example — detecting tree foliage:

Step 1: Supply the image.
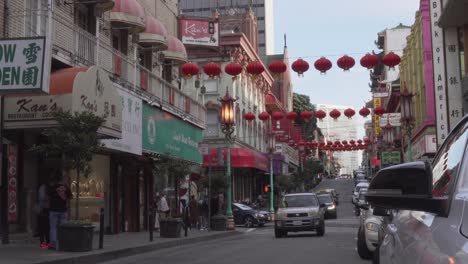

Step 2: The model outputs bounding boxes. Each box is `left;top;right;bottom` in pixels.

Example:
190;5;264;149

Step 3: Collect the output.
292;93;318;141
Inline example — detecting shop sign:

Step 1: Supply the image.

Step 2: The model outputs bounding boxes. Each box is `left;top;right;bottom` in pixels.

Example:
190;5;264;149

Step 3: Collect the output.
102;88;142;155
284;144;299;166
413;134;437;159
381;151;401;167
373;97;381;135
379;113;401;127
8;144;18;222
0;37;46;93
3;67;122;138
430;0;449;144
180;19;219;47
274;144;283;154
142;103;203;163
373;91;389;98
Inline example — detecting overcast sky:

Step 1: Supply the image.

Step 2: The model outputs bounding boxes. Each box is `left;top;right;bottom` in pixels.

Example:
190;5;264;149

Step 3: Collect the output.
273;0;420;137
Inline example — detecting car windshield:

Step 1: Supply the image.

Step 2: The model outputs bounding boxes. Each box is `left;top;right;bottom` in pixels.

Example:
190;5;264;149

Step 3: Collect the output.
233;203;253;210
317;194;333;203
281;195;318;208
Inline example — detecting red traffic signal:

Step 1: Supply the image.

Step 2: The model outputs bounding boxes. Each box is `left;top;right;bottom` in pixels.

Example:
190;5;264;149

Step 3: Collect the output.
263;185;271;193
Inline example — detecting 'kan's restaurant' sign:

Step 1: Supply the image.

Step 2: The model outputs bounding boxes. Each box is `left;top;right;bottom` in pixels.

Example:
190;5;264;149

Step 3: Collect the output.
3;66;122;138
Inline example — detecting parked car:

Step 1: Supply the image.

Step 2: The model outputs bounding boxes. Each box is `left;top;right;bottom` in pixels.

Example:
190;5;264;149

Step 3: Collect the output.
274;193;326;238
354;189;368;216
316;192;337;219
366;115;468;263
355;202;384;259
232;203;267;227
318;188;339;205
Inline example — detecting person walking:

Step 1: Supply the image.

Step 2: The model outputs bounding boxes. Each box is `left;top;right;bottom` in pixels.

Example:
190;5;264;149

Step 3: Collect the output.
158;192;170;219
48;181;72;250
189;195;199;229
153;193;160;231
199;196;209;230
37;182;50;248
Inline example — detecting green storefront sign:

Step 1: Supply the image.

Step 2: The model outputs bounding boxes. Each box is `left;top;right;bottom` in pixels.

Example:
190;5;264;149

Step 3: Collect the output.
142;103;203;163
381;151;401;167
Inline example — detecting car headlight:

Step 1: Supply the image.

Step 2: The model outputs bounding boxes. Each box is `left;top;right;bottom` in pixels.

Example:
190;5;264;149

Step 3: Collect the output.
327;204;336;210
255;213;262;218
365;222;380;232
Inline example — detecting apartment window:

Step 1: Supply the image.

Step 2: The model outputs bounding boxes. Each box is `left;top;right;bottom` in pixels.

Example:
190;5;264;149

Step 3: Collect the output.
259;44;265;47
25;0;48;37
257;17;265;21
258;30;265;34
75;4;96;34
204;79;218;93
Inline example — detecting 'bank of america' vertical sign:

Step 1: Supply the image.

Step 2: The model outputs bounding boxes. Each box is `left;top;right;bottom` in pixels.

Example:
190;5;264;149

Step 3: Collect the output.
429;0;448;145
442;0;463;129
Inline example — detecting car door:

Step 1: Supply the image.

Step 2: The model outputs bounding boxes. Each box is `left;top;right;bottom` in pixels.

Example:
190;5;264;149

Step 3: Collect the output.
381;121;468;264
232;205;242;224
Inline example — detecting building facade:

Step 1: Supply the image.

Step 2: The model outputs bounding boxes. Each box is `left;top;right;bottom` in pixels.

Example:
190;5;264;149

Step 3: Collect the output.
316;104;359;175
178;0;274;62
0;0;205;238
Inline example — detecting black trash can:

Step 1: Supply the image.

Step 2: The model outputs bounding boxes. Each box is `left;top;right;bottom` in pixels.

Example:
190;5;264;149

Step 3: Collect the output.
58;223;94;252
160;218;182;238
210;215;227;231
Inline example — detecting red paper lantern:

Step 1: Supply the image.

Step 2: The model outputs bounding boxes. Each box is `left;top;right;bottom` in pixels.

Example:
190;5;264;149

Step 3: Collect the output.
268;61;287;76
364;138;371;144
329;109;341;120
291;58;309;76
314;57;332;74
382;52;401;69
359;107;371;118
272;111;285;121
243;112;255;122
310;141;318;148
349;140;356;145
181;62;199;78
342;140;348;145
319;142;326;147
357;139;363;144
224;62;243;77
334;140;341;145
258;112;270;121
360;53;379;69
344;108;355;119
246;61;265;78
327;141;333;146
286;111;298;122
374;107;385;116
300;111;313;122
203;62;221;78
337;55;355;71
315;110;326;120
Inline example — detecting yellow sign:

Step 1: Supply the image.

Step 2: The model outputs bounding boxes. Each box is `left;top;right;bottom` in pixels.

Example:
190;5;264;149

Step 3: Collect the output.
374;97;381;135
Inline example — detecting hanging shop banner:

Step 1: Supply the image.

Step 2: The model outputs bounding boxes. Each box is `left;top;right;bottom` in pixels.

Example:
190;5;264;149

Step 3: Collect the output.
102;88;142;155
142;103;203;163
180;18;219;47
443;21;463;128
381;151;401;167
379;113;402;127
0;37;46;93
373;97;381;135
430;0;449;145
8;144;18;222
3;67;122;138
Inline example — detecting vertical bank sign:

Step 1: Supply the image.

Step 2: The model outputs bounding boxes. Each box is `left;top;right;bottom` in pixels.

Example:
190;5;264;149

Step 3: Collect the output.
180;19;219;47
142;103;203;163
0;37;46;93
430;0;449;144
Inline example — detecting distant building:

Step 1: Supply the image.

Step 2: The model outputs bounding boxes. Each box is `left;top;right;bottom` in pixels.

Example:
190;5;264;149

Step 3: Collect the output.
316;104;359;175
178;0;275;62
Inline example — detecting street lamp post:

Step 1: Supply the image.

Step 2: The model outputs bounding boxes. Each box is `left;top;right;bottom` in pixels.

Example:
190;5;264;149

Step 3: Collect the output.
399;84;414;162
219;89;236;230
267;129;276;213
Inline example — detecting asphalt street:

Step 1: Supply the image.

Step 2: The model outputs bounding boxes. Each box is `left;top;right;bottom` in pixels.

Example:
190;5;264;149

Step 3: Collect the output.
102;179;370;264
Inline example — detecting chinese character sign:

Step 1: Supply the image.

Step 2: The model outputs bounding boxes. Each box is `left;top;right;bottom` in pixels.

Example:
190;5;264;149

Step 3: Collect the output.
0;37;46;93
8;145;18;222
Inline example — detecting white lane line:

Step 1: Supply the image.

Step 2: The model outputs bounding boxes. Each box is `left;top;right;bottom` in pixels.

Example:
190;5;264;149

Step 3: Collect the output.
245;228;256;233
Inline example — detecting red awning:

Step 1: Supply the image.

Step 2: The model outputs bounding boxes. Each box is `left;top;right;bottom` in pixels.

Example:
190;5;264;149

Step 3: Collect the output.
202;148;269;172
264;92;283;112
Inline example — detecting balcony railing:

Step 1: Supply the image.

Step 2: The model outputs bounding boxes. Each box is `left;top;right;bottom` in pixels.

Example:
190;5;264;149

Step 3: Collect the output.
9;8;205;128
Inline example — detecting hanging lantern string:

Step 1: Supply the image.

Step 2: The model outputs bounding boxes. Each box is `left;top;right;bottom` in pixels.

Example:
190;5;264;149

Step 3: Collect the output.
284;49;406;61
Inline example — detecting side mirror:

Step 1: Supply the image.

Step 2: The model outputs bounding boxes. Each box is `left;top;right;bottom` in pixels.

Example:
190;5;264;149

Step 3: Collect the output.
366;161;449;216
373;207;390;216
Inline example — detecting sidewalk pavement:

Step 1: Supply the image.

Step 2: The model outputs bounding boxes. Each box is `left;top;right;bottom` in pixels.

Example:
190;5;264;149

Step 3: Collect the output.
0;229;241;264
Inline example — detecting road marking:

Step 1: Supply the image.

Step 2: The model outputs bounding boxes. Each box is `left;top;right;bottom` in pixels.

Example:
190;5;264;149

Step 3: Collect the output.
245;228;256;233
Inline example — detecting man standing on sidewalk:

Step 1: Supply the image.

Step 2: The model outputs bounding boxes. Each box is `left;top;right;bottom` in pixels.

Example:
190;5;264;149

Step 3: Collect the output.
48;181;72;250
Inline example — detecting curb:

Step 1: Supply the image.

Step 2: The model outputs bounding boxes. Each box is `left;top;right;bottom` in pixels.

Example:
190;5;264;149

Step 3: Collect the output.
32;231;242;264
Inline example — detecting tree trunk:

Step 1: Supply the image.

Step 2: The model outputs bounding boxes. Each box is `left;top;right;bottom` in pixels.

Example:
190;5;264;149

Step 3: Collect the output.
75;166;80;220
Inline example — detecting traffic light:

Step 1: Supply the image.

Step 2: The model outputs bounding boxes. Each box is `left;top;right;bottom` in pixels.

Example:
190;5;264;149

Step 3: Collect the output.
263;185;271;193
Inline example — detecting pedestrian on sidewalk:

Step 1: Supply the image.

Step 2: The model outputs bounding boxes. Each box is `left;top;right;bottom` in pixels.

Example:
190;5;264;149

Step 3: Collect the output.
153;193;160;231
158;192;170;219
36;181;50;249
199;196;209;230
48;180;72;250
189;195;199;229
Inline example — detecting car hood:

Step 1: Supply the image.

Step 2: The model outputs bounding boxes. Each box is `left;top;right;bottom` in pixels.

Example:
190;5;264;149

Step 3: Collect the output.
258;210;270;215
277;207;320;215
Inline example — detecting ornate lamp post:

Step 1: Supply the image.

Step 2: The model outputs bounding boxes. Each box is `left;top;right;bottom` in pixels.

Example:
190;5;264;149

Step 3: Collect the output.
399;84;414;161
219;89;236;230
267;130;276;213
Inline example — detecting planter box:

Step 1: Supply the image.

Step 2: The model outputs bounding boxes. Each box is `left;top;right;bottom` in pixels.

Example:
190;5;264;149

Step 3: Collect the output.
210;215;227;231
160;218;182;238
58;223;94;252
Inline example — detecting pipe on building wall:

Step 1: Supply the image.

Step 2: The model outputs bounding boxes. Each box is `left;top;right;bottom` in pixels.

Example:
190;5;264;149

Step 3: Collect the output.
2;0;8;37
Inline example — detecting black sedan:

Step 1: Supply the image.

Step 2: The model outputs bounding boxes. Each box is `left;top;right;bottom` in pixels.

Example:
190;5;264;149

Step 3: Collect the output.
232;203;267;227
317;193;337;219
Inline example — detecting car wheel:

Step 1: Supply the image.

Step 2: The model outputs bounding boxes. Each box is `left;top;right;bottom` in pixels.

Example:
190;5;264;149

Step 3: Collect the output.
244;216;254;228
316;221;325;236
274;228;285;238
357;227;373;259
372;244;380;264
258;223;265;227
